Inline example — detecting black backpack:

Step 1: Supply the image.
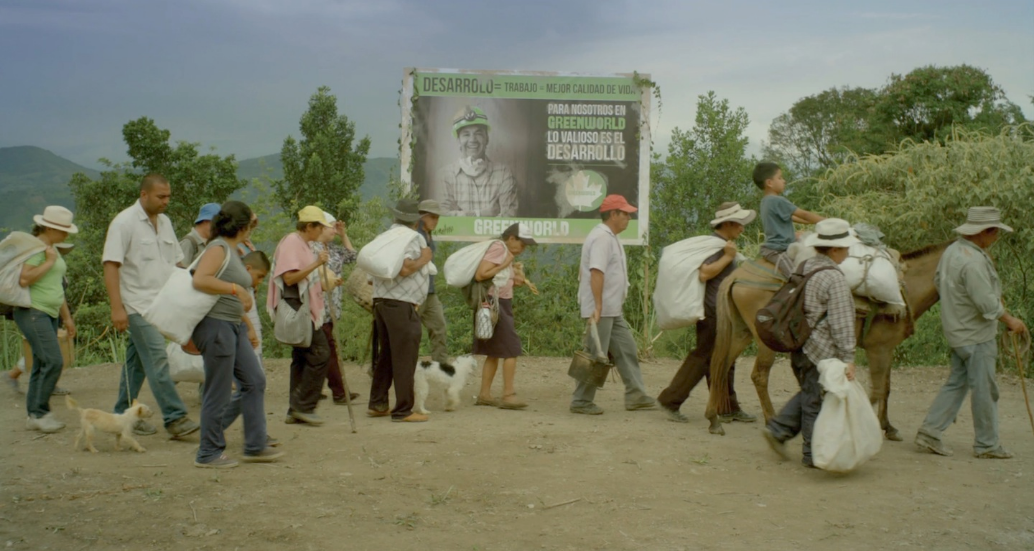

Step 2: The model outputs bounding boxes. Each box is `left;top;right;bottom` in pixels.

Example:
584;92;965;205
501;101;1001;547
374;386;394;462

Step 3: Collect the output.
755;265;836;353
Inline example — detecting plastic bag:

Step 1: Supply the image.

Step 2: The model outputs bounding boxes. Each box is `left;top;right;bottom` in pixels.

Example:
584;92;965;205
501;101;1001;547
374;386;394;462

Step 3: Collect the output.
653;235;725;329
813;359;883;473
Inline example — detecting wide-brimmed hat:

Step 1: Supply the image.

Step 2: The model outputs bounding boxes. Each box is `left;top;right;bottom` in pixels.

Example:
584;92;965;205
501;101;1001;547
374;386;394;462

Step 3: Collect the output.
297;205;333;228
55;242;75;252
503;222;537;246
804;218;860;248
953;206;1013;235
391;198;421;223
418;199;442;216
33;206;78;234
710;202;757;227
452;106;490;137
194;203;221;225
599;194;637;214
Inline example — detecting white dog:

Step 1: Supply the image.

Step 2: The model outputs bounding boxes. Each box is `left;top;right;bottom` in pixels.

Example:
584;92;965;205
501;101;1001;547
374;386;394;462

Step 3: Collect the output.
413;356;477;414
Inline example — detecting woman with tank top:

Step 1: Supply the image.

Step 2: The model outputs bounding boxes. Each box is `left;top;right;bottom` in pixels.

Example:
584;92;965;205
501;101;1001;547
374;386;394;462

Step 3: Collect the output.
191;201;282;468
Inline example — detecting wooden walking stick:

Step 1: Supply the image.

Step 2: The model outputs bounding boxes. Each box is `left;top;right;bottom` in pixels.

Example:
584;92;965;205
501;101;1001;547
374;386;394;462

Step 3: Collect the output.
1008;331;1034;438
340;357;357;434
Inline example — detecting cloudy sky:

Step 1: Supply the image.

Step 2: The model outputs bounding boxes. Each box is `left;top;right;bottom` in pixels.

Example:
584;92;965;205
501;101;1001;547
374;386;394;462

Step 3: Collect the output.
1;0;1031;168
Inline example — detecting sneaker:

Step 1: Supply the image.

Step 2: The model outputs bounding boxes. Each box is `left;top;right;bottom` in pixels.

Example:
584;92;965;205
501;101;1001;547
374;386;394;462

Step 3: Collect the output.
266;435;281;447
133;419;158;436
975;447;1013;459
194;454;239;469
761;426;789;461
26;413;64;433
242;447;285;463
5;374;21;395
720;410;758;423
166;417;200;438
51;387;71;396
662;407;689;423
283;415;298;425
392;413;428;423
570;403;604;415
290;410;324;425
914;432;953;457
625;397;657;411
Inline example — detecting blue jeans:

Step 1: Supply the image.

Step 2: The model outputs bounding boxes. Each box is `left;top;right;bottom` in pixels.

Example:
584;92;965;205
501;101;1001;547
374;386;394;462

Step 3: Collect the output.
919;340;1000;454
14;308;63;418
193;317;267;462
113;314;188;426
766;351;823;465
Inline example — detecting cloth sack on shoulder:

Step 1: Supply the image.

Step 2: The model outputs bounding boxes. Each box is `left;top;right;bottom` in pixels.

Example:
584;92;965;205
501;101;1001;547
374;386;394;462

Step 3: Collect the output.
143;248;232;345
167;342;205;384
0;232;47;315
445;240;501;288
812;358;883;473
356;226;420;279
654;235;726;329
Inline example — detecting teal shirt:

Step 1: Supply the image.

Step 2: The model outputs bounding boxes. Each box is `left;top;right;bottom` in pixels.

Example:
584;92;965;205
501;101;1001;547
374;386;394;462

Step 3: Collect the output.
25;251;66;318
760;195;797;252
935;239;1005;348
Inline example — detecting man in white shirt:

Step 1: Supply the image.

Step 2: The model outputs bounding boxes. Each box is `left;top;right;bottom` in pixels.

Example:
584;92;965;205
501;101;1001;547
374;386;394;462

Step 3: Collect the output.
570;194;656;415
103;174;199;437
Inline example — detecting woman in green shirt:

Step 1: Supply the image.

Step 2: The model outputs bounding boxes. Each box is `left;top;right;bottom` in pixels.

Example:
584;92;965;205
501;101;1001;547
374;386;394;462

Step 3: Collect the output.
16;206;78;433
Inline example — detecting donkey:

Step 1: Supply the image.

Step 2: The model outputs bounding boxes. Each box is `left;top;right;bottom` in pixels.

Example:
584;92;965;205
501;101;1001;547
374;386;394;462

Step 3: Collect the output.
703;241;951;440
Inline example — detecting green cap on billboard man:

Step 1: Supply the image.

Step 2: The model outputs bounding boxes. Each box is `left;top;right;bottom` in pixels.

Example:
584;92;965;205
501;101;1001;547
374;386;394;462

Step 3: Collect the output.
438;105;518;218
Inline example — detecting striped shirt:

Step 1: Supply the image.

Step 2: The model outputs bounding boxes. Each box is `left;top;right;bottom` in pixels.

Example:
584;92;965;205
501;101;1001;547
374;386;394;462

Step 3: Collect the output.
800;255;856;364
439;159;518;217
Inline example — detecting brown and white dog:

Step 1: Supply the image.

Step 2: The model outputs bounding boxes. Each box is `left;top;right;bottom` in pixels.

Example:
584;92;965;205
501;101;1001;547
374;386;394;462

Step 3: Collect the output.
66;395;154;453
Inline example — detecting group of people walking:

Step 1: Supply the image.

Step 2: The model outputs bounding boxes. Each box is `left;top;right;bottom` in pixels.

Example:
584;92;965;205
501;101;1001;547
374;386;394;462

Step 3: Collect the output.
7;159;1028;470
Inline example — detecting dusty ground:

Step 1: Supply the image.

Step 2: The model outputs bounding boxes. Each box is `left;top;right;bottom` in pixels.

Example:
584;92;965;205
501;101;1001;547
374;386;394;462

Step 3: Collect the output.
2;354;1034;551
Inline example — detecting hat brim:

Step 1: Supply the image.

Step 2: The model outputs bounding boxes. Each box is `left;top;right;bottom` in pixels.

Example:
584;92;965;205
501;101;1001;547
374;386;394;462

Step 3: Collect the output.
710;210;757;227
419;208;443;216
518;237;537;246
33;215;78;234
391;209;421;223
954;222;1014;235
804;233;860;248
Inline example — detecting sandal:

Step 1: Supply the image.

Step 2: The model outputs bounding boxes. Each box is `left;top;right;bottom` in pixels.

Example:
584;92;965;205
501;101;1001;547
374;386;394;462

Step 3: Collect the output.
498;394;527;410
475;396;499;407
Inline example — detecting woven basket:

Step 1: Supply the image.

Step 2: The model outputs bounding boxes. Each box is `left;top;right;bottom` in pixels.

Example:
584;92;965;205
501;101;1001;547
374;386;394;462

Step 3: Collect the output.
345;267;374;314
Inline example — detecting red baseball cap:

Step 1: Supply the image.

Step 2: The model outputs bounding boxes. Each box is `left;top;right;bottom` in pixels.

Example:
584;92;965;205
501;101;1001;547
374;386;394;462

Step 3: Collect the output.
599;194;638;213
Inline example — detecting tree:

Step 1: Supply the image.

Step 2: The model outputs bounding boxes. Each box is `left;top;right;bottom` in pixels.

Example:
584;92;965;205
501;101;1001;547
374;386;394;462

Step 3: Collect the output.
274;86;371;221
876;65;1027;145
764;87;884;178
67;118;247;306
651;92;756;248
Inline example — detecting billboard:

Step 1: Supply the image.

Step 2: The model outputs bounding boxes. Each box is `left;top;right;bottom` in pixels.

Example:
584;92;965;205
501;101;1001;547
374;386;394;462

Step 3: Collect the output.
401;68;651;244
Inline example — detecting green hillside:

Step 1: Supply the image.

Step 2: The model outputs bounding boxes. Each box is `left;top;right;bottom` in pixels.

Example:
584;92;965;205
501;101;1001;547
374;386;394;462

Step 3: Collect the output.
235;154;399;202
0;146;100;229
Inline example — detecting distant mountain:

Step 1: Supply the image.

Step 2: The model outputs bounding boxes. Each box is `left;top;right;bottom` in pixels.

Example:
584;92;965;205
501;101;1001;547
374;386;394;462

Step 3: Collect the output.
235;154;400;202
0;146;100;229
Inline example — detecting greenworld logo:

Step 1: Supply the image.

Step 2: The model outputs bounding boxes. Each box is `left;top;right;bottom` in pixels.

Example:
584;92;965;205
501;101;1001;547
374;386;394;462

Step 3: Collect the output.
564;170;607;212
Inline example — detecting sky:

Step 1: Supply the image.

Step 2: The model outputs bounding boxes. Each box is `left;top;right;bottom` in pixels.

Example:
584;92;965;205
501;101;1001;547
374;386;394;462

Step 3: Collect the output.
1;0;1032;168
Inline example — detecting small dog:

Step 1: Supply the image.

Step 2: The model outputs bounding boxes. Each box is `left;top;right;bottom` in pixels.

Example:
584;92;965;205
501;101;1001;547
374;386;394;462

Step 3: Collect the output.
66;395;154;453
413;356;477;414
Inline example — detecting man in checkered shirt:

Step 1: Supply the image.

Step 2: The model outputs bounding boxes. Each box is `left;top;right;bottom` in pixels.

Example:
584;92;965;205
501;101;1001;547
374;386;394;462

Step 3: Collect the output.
763;218;858;468
438;106;518;217
367;198;433;423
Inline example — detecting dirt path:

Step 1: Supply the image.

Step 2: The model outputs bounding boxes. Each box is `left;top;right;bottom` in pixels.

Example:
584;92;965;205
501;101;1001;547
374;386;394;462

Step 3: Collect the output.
2;355;1033;550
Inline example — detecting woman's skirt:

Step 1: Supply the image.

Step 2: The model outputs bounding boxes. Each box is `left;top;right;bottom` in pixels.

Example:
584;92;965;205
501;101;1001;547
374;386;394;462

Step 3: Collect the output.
472;298;521;358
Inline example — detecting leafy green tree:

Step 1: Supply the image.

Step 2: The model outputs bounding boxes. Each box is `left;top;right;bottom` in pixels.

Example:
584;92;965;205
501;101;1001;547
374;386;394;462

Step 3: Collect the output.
763;87;884;178
651;91;755;248
876;65;1027;145
274;86;371;221
67;118;247;306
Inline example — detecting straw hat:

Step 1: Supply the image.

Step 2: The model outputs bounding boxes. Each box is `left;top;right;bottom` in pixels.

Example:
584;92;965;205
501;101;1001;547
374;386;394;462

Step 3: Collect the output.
804;218;860;248
709;202;757;227
33;206;78;234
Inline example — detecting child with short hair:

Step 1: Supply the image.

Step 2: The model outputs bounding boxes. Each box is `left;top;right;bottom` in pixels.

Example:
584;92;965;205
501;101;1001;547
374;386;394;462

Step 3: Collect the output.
754;162;825;276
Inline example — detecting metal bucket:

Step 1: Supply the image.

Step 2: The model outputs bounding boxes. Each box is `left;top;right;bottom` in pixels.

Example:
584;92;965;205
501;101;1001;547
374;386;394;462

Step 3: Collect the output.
567;321;612;388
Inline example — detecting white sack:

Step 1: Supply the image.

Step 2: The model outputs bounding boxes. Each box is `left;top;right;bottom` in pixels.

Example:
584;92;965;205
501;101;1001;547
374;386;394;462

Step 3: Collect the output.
168;342;205;384
813;359;883;473
653;235;726;330
0;232;46;309
356;226;420;279
839;244;904;305
444;240;501;288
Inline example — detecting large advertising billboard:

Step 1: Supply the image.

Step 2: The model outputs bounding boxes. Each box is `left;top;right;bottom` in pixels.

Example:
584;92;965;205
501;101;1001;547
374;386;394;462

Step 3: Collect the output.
401;68;651;244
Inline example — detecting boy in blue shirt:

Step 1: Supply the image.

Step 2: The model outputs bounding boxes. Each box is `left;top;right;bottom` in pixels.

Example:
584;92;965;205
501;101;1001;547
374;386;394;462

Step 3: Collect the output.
754;162;824;276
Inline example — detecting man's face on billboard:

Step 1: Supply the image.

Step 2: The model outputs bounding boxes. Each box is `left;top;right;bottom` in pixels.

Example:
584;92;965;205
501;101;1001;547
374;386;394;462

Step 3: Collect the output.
457;125;488;160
